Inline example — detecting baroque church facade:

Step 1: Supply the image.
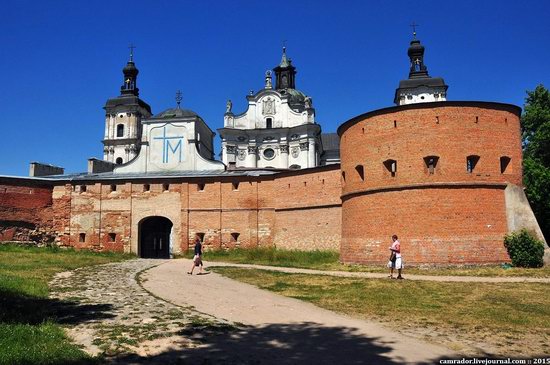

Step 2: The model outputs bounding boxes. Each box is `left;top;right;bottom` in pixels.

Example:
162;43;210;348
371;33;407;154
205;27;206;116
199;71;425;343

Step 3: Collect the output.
0;34;547;265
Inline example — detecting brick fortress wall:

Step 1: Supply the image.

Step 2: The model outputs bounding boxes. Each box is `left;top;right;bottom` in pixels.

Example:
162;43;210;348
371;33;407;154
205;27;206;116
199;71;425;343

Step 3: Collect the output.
338;102;523;265
0;181;55;242
49;165;341;254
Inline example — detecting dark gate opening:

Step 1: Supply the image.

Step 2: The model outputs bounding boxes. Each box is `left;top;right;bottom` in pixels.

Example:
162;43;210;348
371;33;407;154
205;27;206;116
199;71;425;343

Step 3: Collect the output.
139;216;172;259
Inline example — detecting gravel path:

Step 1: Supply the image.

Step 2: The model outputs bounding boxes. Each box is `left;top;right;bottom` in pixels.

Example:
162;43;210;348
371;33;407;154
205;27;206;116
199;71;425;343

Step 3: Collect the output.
50;258;543;364
141;259;455;364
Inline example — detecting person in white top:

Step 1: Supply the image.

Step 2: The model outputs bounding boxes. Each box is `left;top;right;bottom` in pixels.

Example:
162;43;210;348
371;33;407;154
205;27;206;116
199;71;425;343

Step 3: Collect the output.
388;234;404;279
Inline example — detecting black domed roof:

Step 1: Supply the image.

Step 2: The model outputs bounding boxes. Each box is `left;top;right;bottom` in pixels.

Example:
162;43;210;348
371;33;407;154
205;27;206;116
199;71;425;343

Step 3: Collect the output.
407;39;425;57
123;61;138;75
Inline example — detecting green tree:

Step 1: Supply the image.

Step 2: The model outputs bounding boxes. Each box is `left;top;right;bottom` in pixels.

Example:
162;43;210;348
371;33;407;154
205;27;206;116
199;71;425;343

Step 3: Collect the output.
522;84;550;240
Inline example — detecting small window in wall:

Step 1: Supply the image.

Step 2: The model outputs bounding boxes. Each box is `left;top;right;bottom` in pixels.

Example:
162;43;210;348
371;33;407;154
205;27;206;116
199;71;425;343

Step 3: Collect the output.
197;183;205;191
196;233;205;242
384;159;397;177
116;157;123;165
108;233;116;242
500;156;511;174
289;164;301;170
162;183;169;192
341;171;346;182
143;184;150;192
355;165;364;181
232;182;239;191
266;118;273;129
423;156;439;175
79;233;86;243
231;232;240;243
80;185;87;193
110;184;117;192
116;124;124;137
466;155;480;173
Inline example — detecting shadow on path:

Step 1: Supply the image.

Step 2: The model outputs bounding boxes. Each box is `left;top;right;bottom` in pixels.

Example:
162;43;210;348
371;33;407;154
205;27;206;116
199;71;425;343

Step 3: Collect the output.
111;321;446;364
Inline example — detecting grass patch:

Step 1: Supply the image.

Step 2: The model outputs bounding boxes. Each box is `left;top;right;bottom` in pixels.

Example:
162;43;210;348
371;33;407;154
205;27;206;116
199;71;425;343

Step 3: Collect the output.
191;247;340;269
212;267;550;356
197;246;550;277
0;244;133;364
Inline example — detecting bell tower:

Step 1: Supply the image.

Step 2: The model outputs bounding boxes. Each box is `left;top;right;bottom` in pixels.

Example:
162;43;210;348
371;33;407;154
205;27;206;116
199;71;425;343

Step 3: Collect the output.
102;45;152;165
394;26;448;106
273;47;296;90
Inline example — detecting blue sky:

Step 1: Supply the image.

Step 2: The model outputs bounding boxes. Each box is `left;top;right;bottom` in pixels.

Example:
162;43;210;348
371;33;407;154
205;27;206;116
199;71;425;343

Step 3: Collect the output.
1;0;549;176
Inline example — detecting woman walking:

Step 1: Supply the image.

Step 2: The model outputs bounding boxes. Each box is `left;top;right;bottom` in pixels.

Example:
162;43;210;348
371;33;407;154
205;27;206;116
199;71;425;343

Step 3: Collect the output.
188;237;204;275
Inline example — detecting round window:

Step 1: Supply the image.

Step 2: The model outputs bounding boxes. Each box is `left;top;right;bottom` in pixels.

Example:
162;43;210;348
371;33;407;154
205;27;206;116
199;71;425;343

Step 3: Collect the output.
263;148;275;160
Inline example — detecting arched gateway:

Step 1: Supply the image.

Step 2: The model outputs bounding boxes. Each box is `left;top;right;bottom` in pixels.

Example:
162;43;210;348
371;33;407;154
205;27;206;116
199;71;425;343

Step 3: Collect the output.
138;216;172;258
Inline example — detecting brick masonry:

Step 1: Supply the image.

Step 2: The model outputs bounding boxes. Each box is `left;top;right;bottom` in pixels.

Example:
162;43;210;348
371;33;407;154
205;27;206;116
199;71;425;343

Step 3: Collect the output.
338;102;523;265
1;101;542;265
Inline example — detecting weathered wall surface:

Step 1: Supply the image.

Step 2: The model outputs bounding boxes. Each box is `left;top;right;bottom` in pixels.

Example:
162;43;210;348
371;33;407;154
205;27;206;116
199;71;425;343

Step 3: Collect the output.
46;165;342;255
338;102;524;265
0;182;55;242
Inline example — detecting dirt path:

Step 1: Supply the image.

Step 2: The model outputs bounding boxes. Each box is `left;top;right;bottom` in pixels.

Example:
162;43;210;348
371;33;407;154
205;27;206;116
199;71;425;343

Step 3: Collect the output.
189;260;550;283
141;259;455;364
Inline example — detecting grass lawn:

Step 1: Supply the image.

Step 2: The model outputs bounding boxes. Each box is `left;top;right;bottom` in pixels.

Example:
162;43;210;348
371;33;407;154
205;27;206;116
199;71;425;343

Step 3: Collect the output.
0;244;133;365
212;267;550;356
195;247;550;277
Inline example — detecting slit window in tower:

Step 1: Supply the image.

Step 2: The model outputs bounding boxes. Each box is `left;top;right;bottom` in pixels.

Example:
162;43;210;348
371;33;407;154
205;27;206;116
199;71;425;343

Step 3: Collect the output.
500;156;511;174
424;156;439;175
355;165;365;181
117;124;124;137
266;118;273;129
466;155;480;173
384;159;397;177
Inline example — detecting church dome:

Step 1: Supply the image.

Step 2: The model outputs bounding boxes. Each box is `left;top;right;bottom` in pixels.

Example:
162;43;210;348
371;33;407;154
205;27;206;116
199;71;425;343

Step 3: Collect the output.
123;61;139;76
152;107;198;119
283;88;306;105
407;39;425;57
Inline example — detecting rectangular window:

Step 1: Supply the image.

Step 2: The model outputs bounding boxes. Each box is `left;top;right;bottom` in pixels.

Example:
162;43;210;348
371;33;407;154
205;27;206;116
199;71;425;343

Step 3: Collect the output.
232;182;239;191
108;233;116;242
231;233;240;242
143;184;150;192
110;184;117;192
197;183;205;191
79;233;86;243
500;156;511;174
162;183;169;192
355;165;364;181
196;233;205;242
80;185;87;193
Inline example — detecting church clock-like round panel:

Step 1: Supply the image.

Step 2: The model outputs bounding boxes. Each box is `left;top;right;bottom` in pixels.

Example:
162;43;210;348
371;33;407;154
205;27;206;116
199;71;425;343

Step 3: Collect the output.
263;148;275;160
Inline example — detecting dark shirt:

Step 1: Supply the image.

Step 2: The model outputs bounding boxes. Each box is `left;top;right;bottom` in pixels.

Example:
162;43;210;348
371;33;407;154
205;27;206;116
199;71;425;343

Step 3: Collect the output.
194;242;202;256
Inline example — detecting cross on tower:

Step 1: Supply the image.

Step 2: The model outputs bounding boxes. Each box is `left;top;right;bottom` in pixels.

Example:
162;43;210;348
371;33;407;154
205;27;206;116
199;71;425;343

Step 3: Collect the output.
175;90;183;108
410;22;419;38
128;43;136;61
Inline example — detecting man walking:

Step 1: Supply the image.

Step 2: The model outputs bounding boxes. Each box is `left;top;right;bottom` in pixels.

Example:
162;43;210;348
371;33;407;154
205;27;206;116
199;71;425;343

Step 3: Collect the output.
388;234;404;279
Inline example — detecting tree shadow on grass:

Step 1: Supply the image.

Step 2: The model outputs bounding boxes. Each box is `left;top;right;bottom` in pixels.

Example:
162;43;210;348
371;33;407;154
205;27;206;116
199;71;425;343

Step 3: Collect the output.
111;321;449;365
0;287;115;326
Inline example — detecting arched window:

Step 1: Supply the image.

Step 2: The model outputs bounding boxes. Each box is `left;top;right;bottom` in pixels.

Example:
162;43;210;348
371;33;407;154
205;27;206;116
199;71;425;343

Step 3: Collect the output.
423;156;439;175
116;124;124;137
116;157;123;165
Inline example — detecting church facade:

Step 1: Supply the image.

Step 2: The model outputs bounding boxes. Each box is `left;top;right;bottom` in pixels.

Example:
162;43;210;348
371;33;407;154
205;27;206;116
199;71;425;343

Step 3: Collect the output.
0;35;547;265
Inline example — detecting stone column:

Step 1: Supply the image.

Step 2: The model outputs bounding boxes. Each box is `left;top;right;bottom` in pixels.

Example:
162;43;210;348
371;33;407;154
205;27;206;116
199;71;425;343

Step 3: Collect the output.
246;145;257;168
308;140;316;168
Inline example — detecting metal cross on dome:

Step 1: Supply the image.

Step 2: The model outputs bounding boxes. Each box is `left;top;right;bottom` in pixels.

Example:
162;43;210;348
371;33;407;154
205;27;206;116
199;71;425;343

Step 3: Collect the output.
175;90;183;109
128;43;136;61
410;22;419;38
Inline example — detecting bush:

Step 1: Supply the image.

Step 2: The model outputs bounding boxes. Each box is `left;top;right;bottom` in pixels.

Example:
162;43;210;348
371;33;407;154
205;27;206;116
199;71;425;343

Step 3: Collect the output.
504;229;545;268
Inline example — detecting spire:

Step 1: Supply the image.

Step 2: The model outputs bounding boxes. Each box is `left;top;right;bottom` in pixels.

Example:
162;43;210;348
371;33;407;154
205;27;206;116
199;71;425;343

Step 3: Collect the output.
273;46;297;90
121;44;139;96
407;31;429;79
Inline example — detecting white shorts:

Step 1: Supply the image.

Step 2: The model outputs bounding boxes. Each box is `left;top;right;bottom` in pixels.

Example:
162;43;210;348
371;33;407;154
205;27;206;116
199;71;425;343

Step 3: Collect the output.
387;257;403;269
